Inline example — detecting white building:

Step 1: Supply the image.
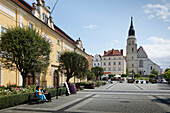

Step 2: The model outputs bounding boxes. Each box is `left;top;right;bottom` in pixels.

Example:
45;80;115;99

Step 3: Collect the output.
93;54;102;67
137;46;161;76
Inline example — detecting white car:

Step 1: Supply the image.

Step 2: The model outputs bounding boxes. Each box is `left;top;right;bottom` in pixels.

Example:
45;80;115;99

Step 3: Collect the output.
162;79;167;83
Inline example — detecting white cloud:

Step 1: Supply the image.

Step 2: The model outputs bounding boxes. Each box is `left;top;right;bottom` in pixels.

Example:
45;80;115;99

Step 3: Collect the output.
168;26;170;29
142;36;170;69
84;25;98;29
113;40;119;43
143;3;170;21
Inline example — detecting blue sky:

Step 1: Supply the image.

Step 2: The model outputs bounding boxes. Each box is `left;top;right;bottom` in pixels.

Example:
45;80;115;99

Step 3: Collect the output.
26;0;170;70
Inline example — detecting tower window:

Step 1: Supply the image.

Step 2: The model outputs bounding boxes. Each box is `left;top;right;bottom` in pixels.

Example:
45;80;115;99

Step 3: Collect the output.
132;56;133;59
132;48;134;52
150;66;152;70
132;64;134;67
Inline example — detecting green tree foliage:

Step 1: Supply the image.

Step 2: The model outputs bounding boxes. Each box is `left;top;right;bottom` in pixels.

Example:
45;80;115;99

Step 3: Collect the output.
165;68;170;72
163;70;170;79
91;66;104;81
108;74;114;79
149;74;156;78
59;51;89;83
87;71;96;81
150;68;159;75
134;73;141;78
126;68;129;76
121;74;127;77
0;27;51;87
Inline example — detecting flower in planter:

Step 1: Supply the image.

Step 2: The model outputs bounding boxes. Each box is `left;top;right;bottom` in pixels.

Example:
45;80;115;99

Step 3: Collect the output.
68;83;77;94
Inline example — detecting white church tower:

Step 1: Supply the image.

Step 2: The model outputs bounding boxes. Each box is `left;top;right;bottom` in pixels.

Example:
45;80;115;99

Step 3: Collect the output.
126;16;138;74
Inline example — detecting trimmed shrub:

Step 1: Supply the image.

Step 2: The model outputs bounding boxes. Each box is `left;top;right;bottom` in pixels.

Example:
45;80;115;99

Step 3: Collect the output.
0;93;30;109
0;87;66;110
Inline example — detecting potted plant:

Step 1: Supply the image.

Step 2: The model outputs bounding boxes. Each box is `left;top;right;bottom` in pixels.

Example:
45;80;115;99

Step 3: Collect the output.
136;80;139;84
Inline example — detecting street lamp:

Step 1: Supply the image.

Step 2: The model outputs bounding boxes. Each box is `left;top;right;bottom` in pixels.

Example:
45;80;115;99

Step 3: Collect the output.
56;73;59;99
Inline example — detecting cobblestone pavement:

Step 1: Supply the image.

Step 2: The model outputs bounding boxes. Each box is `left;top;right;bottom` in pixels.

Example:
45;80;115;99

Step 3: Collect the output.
1;81;170;113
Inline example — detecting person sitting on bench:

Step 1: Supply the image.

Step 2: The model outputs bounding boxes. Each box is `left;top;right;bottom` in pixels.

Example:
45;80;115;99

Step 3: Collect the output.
41;86;52;102
36;86;48;102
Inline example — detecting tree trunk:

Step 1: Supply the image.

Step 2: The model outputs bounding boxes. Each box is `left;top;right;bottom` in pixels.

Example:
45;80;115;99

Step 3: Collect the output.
66;77;70;83
22;75;26;88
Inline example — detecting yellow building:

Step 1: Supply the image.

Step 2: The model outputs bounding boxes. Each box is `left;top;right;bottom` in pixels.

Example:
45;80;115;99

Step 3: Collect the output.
0;0;88;87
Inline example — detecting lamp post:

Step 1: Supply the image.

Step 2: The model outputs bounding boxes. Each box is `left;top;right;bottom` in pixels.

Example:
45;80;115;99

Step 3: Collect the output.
56;73;59;99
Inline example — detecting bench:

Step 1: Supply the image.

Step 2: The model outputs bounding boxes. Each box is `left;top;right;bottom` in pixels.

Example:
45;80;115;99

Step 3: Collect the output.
28;93;41;104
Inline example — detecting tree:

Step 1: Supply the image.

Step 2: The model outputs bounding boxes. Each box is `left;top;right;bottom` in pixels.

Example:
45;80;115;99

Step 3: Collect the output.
126;68;130;76
149;74;156;79
59;51;89;83
134;73;141;78
91;66;104;81
163;70;170;79
108;74;114;79
165;68;170;72
121;74;127;77
87;71;96;81
0;27;51;87
150;68;159;75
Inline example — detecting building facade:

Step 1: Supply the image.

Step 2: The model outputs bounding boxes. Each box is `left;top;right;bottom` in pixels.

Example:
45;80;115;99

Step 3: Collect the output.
0;0;88;87
102;49;126;75
93;54;102;67
137;46;161;76
87;55;93;70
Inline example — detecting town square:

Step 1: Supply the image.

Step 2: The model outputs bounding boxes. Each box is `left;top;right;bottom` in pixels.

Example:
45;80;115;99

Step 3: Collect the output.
0;0;170;113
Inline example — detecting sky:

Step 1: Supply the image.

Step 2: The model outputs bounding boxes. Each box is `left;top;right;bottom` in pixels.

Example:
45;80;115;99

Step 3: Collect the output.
25;0;170;70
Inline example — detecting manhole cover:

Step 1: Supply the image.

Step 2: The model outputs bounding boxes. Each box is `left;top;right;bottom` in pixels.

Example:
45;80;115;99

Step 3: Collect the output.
120;101;130;103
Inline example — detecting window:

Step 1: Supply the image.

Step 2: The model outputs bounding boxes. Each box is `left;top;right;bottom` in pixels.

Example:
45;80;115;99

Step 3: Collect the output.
104;68;106;71
96;59;98;61
109;58;111;60
119;68;121;71
150;66;152;70
139;59;143;67
56;51;60;62
1;27;7;33
114;62;116;65
42;13;48;24
94;63;96;66
114;68;116;71
98;63;99;66
57;40;60;45
119;57;121;60
29;22;33;29
132;64;134;67
109;62;111;65
104;62;106;66
104;58;106;60
89;63;91;66
132;56;133;59
114;58;116;60
119;62;121;65
132;48;134;52
109;67;110;71
132;40;134;44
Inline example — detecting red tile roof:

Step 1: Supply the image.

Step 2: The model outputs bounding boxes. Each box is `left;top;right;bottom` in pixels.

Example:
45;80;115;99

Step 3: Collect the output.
103;49;123;56
104;72;111;74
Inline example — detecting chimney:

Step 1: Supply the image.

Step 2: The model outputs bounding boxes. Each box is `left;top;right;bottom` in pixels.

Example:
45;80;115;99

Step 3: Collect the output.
83;48;85;52
104;51;106;54
112;49;114;54
120;49;123;55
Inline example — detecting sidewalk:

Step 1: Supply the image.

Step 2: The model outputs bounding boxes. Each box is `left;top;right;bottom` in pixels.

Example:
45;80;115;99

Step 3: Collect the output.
0;91;92;113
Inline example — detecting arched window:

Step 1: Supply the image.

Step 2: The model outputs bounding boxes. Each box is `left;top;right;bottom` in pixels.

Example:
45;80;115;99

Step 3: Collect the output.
139;59;143;67
132;48;134;52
